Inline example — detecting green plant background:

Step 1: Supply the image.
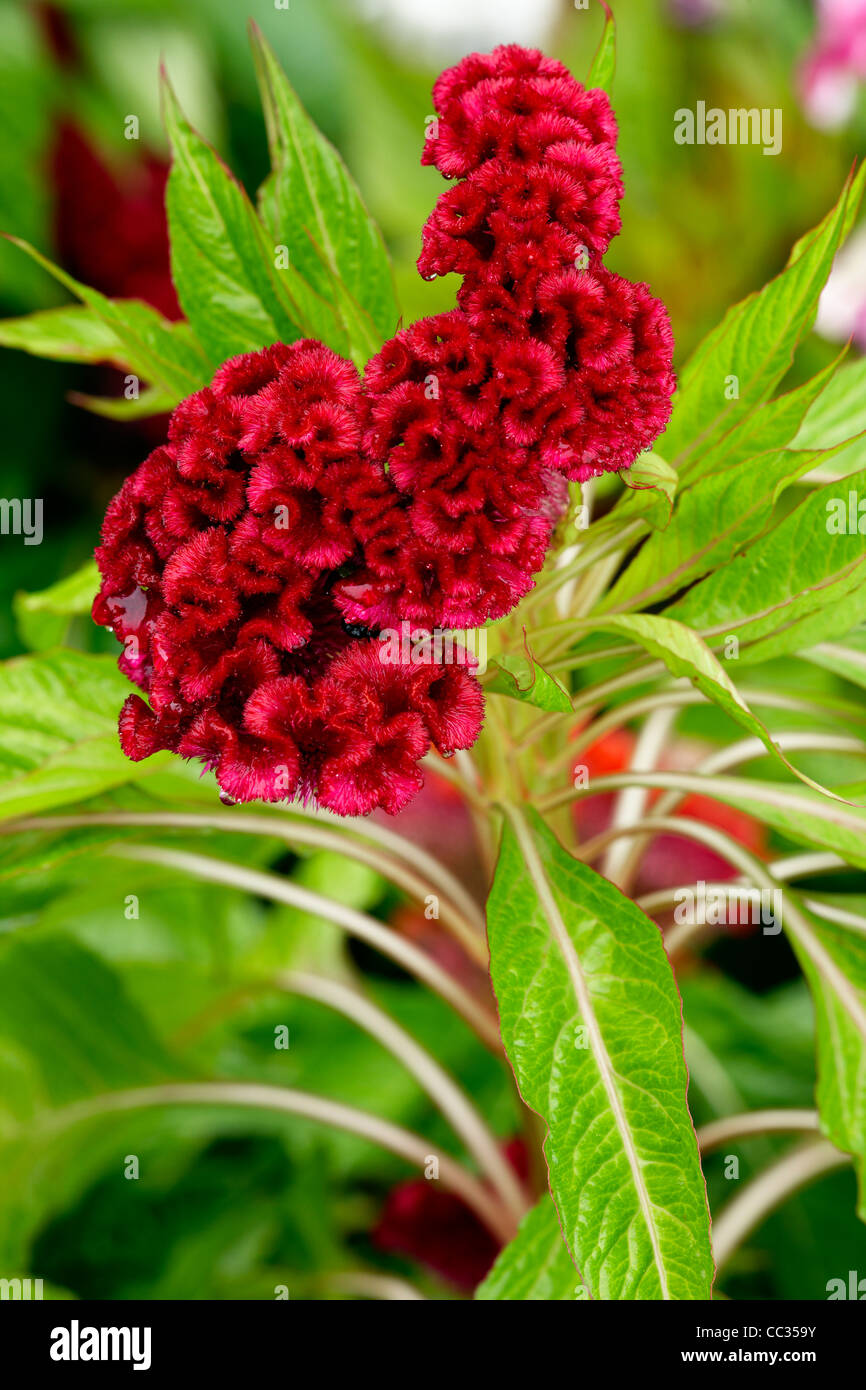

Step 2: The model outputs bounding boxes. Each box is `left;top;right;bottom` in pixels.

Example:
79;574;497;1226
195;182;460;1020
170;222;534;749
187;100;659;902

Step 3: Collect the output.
1;0;865;1301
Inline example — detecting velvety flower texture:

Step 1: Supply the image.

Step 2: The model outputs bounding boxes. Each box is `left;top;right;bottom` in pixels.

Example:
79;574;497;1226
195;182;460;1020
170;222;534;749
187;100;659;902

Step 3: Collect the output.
94;45;676;814
342;45;675;631
417;46;675;472
93;342;484;814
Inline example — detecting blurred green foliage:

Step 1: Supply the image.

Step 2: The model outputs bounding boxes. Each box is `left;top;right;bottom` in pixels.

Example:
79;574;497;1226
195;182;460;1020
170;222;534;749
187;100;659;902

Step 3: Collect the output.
1;0;866;1301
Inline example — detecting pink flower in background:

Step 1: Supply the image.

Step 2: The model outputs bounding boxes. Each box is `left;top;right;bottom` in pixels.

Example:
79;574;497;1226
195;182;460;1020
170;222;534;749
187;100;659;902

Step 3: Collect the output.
815;223;866;351
800;0;866;129
666;0;726;28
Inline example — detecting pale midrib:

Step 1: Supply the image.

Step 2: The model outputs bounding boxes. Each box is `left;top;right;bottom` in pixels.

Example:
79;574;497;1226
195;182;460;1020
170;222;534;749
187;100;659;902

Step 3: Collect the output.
787;909;866;1043
505;806;671;1300
810;642;866;673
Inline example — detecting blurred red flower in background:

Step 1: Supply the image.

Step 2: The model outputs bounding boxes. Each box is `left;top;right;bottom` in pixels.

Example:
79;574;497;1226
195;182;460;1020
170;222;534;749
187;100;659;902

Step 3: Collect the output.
51;121;180;321
572;726;767;895
373;1139;529;1291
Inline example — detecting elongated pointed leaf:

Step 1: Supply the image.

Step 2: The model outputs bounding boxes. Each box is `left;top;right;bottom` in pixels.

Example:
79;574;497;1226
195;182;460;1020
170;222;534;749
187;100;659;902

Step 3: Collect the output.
488;806;713;1300
476;1195;586;1300
661;165;866;470
603;445;833;612
67;387;174;421
250;25;398;358
667;467;866;663
797;357;866;446
785;904;866;1217
3;237;209;401
794;356;866;479
0;303;121;363
583;612;848;802
161;76;347;367
14;560;99;650
674;354;841;486
587;2;616;93
0;650;170;820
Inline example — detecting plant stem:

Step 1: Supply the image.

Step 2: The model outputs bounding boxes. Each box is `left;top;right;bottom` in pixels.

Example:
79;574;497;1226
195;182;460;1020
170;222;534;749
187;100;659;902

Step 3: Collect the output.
107;844;501;1051
320;1272;427;1300
698;1109;820;1153
610;731;865;890
274;969;529;1223
44;1081;518;1243
711;1140;849;1273
601;706;677;889
4;809;487;963
277;802;486;940
541;687;866;780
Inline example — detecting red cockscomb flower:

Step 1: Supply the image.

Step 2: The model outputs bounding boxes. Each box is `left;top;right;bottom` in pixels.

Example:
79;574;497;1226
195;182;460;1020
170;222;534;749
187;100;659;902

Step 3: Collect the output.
92;342;484;814
417;46;674;481
337;45;674;632
93;46;677;813
333;309;569;630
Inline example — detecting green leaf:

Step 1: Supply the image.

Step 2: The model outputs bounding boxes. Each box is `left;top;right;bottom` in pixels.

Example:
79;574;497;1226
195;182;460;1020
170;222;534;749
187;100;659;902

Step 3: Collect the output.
2;237;210;402
583;612;849;802
0;934;186;1266
67;387;174;421
802;629;866;689
485;652;572;712
162;74;331;368
0;650;171;821
250;24;397;362
0;935;183;1105
660;165;866;471
678;354;843;485
587;1;616;93
785;905;866;1217
476;1196;586;1300
488;806;713;1300
0;304;121;363
796;358;866;448
618;451;677;529
603;446;833;612
793;356;866;479
13;560;99;651
666;467;866;663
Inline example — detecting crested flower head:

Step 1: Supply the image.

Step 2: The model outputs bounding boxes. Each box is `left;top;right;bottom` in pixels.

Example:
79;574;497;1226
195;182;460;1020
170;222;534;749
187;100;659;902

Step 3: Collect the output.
332;308;568;632
93;44;677;815
416;44;675;484
92;342;484;814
